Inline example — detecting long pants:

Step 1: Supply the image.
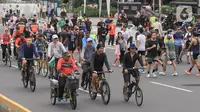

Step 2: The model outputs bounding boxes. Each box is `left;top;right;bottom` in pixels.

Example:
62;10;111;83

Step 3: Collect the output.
58;76;67;98
120;50;125;64
127;36;133;45
99;37;106;47
2;18;5;26
108;35;115;46
10;29;14;36
13;43;17;57
1;44;11;59
175;45;182;62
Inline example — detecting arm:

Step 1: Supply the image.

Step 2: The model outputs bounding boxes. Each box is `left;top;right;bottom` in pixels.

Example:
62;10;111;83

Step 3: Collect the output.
81;47;85;60
188;39;194;51
137;54;144;66
71;59;77;71
60;43;66;52
47;43;51;57
90;53;95;72
123;53;127;69
32;44;39;57
136;36;140;48
57;59;62;71
21;44;25;58
104;54;111;70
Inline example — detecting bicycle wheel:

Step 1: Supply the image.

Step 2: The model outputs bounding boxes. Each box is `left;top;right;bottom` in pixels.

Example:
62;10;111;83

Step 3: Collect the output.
35;60;40;75
135;87;143;106
82;73;89;90
89;83;97;100
22;71;28;88
123;86;130;102
30;67;36;92
70;90;77;110
50;88;57;105
101;81;111;105
41;61;48;77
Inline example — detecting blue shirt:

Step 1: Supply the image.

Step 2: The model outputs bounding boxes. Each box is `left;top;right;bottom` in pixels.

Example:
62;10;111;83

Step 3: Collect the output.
21;43;39;59
82;37;97;48
35;40;46;51
173;32;183;46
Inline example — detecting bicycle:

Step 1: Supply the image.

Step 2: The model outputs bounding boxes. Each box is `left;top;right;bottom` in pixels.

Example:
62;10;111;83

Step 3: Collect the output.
22;58;39;92
3;45;11;67
35;51;48;77
89;71;112;105
50;72;80;110
48;56;56;79
123;67;143;106
81;61;92;90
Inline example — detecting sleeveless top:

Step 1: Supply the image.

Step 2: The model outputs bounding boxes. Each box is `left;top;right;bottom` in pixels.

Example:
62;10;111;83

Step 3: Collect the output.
192;38;199;54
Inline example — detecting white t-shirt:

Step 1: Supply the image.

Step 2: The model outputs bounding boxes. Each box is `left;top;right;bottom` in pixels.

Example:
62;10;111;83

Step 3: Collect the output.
137;34;146;51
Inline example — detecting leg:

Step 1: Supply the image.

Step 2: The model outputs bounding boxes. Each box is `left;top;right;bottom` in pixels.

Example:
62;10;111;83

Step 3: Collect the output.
123;72;130;90
111;35;115;46
58;76;66;99
1;44;6;59
175;46;179;63
108;35;111;45
120;50;125;65
92;72;97;92
81;63;89;87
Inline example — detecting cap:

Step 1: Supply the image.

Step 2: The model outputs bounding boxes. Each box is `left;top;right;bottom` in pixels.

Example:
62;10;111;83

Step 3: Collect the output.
87;38;93;42
52;34;58;39
62;52;71;57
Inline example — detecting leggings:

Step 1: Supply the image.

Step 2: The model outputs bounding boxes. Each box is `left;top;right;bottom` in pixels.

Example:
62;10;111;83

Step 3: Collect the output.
1;44;11;59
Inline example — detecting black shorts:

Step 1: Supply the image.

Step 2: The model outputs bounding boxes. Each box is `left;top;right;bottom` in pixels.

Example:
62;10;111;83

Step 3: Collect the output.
193;53;199;60
138;51;146;56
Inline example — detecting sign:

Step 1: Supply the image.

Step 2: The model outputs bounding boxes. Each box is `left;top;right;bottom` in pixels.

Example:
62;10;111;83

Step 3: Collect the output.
176;5;193;22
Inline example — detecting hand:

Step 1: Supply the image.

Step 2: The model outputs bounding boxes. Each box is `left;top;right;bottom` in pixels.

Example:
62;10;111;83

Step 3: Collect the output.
124;69;128;73
152;44;156;48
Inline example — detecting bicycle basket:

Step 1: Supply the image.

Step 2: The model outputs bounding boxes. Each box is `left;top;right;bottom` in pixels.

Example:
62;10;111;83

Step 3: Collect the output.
65;76;79;89
50;79;59;88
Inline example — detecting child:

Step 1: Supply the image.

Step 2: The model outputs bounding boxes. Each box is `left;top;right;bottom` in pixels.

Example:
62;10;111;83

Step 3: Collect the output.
113;39;121;67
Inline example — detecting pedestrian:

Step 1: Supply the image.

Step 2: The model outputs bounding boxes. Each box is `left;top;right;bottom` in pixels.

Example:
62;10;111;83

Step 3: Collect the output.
116;32;126;67
97;18;105;42
98;24;107;47
113;38;121;67
42;4;47;20
146;32;159;78
108;20;116;46
1;8;6;26
185;32;200;76
8;19;15;36
85;18;92;33
152;18;163;36
127;24;135;45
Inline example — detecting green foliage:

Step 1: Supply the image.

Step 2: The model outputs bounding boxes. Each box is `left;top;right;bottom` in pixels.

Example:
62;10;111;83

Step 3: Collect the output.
74;6;117;17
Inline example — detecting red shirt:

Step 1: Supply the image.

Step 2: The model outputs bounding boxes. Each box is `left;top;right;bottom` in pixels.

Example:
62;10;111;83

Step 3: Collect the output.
57;58;77;75
15;38;27;47
108;23;116;35
1;33;11;44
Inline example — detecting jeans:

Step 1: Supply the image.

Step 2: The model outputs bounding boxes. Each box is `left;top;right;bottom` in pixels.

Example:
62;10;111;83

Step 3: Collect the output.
1;44;11;59
120;50;125;64
108;35;115;46
175;45;182;63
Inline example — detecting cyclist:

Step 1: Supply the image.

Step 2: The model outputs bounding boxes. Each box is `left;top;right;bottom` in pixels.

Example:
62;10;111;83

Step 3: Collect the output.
90;44;112;93
81;38;96;87
13;27;21;59
18;21;26;34
48;34;66;78
56;52;78;102
35;34;48;58
15;33;27;69
21;37;39;79
82;31;96;48
29;19;39;40
1;28;12;61
123;44;144;92
43;24;55;42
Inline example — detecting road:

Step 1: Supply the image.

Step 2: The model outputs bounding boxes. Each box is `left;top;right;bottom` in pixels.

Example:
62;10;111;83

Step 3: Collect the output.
0;24;200;112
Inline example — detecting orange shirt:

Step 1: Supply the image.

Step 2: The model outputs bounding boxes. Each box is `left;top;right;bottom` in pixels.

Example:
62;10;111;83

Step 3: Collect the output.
30;24;39;33
1;34;11;44
57;58;77;75
108;23;116;35
18;24;25;34
15;38;27;47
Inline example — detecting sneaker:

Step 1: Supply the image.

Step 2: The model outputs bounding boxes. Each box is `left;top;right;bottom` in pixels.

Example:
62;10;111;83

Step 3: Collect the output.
92;88;97;93
146;74;151;78
185;70;191;75
152;73;157;78
2;58;5;62
118;65;122;68
58;98;62;102
173;72;178;76
196;73;200;76
112;64;116;67
159;72;166;76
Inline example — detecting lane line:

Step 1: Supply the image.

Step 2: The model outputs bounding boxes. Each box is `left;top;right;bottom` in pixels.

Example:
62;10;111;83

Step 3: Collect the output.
150;81;193;93
78;88;101;97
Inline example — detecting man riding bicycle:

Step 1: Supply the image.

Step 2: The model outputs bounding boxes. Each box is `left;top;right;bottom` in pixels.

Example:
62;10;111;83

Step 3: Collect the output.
21;37;39;79
56;52;78;102
29;19;39;40
81;38;95;87
48;34;66;78
35;34;48;58
1;28;12;61
123;44;144;92
90;44;112;93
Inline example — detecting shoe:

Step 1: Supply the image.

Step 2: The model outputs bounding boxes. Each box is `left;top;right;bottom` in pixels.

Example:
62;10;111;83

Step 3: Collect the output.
173;72;178;76
2;58;5;62
118;65;122;68
112;64;116;67
152;73;157;78
159;72;165;76
196;73;200;76
146;74;151;78
58;98;62;102
185;70;191;75
92;88;97;93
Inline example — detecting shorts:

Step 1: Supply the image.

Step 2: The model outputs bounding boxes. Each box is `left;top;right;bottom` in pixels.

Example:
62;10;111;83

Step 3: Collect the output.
123;70;139;83
193;53;199;60
147;57;158;64
165;52;175;60
138;51;146;56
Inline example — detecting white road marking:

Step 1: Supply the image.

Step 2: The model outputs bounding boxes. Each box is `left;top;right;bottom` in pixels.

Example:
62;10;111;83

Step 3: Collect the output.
12;65;18;68
106;46;115;50
78;88;101;97
151;81;193;93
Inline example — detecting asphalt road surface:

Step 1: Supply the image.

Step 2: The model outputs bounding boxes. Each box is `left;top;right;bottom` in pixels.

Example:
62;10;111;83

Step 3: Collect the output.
0;27;200;112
